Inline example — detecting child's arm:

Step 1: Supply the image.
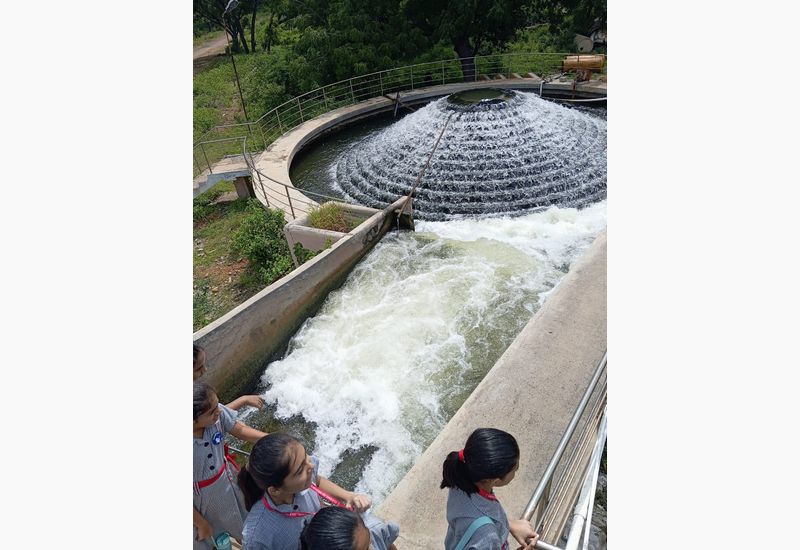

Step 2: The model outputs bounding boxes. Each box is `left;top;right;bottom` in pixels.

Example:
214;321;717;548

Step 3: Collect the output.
225;394;265;411
508;518;539;550
193;506;213;542
315;475;372;512
229;421;268;443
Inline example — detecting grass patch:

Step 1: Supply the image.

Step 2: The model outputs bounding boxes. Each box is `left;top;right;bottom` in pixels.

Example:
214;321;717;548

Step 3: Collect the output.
193;184;263;330
193;194;322;331
306;203;361;233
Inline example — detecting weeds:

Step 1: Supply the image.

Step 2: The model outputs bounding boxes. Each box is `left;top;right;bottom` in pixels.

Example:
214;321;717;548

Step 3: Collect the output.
306;203;359;233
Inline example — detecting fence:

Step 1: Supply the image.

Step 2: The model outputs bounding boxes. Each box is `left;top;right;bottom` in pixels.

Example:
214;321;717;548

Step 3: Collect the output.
193;52;607;178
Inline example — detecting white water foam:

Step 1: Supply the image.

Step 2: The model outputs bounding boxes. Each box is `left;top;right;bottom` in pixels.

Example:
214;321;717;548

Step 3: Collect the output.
259;201;606;503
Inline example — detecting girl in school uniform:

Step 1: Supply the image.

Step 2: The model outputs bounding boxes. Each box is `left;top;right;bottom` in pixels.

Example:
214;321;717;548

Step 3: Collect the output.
441;428;539;550
193;380;269;549
237;433;399;550
300;506;395;550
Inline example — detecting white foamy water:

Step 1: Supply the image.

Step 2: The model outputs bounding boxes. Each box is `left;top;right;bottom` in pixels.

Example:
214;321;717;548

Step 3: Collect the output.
259;201;606;503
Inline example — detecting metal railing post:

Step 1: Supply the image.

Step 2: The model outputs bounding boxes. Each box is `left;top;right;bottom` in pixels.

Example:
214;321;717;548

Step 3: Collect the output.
322;87;329;110
258;121;267;149
200;143;212;174
285;186;296;218
441;61;446;84
410;66;414;90
379;72;384;96
254;164;268;207
276;110;283;134
349;79;356;103
297;97;304;122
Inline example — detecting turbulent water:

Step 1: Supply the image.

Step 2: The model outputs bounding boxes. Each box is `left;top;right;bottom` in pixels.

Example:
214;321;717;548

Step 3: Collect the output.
332;91;607;220
250;201;607;503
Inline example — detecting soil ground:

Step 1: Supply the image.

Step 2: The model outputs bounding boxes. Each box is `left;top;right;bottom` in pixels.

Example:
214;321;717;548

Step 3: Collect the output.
194;34;228;74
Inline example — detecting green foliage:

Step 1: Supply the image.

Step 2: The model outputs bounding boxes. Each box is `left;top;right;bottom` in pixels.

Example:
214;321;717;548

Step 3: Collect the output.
403;0;527;56
294;243;318;264
231;200;294;285
306;203;358;233
193;278;213;328
193;181;237;223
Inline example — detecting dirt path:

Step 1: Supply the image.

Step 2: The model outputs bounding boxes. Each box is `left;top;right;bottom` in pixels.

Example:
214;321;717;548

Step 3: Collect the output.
194;34;229;73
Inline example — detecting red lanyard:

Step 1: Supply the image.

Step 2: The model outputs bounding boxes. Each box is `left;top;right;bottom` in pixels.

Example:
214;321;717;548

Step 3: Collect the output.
478;488;498;501
261;484;351;518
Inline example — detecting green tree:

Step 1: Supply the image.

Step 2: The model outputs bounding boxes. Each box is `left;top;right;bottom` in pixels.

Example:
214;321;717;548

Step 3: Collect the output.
523;0;607;50
402;0;527;81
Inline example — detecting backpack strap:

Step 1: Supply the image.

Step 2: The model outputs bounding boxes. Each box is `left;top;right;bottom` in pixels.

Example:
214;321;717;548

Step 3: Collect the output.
454;516;495;550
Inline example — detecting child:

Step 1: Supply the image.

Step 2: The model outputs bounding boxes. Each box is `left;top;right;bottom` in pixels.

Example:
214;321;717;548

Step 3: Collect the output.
237;433;399;550
300;506;397;550
194;344;264;411
440;428;539;550
194;380;269;549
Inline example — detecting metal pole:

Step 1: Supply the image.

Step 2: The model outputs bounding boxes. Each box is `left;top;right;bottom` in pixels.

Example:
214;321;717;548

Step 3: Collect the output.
379;72;384;96
297;97;304;122
258;121;266;149
200;143;212;174
286;187;295;218
522;352;607;522
349;79;356;103
442;60;446;85
222;18;249;122
253;162;268;207
410;66;414;90
322;87;329;110
276;110;283;134
563;413;607;550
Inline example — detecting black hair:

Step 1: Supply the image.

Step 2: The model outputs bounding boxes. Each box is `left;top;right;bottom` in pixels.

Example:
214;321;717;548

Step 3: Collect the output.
193;344;204;365
440;428;520;494
237;433;298;511
299;506;365;550
193;380;216;421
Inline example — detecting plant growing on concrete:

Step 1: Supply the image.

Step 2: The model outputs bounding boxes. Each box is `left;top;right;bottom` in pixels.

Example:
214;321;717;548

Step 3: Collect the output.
306;203;358;233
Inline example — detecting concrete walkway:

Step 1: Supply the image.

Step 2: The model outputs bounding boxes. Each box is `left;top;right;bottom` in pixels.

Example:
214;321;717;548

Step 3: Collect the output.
375;229;607;549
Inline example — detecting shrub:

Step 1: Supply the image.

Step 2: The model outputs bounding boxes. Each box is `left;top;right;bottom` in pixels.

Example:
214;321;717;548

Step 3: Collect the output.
306;203;358;233
231;200;294;285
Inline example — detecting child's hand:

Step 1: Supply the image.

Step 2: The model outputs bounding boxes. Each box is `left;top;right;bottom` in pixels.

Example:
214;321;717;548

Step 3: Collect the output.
344;492;372;512
241;395;265;409
195;515;214;542
509;519;539;549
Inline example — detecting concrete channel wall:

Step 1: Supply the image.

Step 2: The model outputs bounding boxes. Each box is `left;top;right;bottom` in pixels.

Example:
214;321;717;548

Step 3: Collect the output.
193;197;408;402
375;229;607;549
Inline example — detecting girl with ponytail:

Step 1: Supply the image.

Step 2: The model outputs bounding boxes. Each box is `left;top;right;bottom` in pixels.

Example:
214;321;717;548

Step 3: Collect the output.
238;433;399;550
441;428;539;550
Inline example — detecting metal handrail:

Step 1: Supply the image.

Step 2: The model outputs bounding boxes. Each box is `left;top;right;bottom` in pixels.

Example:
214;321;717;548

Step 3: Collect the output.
563;409;607;550
522;351;607;529
194;52;607;176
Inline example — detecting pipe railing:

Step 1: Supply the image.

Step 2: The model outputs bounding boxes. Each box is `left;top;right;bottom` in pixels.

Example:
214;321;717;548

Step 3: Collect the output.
194;52;607;177
563;409;607;550
522;351;607;548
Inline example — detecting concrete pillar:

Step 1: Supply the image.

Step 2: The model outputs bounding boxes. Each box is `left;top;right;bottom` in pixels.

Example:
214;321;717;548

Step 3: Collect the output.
233;176;255;199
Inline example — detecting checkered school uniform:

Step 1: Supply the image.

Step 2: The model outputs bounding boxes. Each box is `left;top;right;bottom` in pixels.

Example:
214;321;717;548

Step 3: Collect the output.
193;405;247;549
444;488;510;550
